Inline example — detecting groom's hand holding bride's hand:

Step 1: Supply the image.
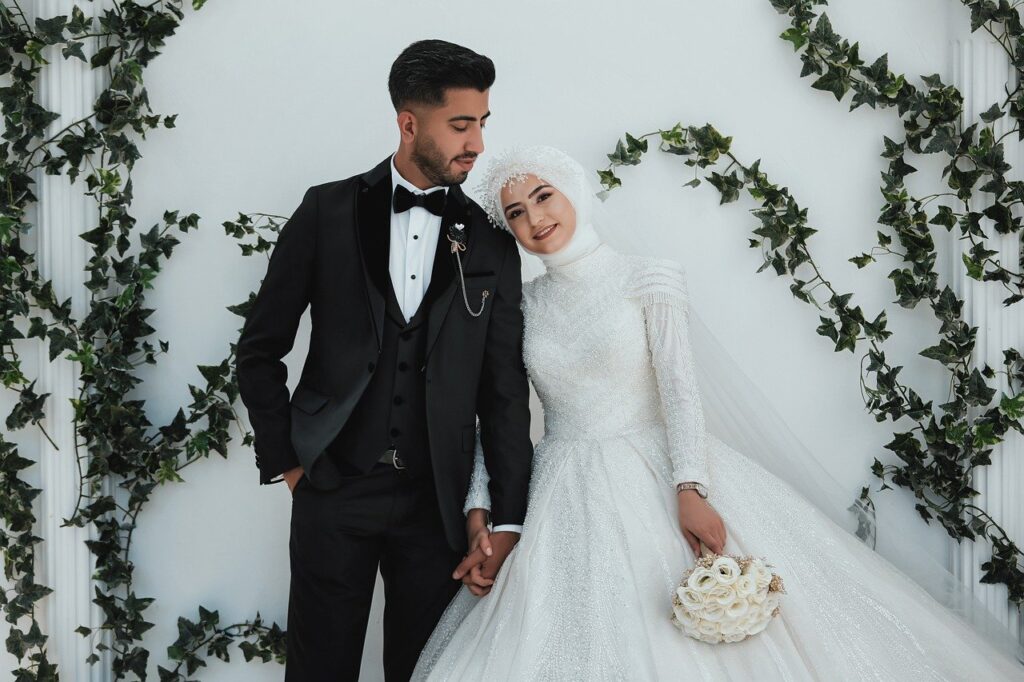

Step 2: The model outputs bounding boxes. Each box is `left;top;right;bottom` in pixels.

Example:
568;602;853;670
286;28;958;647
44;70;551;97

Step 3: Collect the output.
460;509;495;596
455;509;519;597
467;508;493;558
678;489;727;557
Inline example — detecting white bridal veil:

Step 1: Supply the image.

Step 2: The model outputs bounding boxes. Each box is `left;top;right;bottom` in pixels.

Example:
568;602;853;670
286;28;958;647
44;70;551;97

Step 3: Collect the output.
473;144;1024;664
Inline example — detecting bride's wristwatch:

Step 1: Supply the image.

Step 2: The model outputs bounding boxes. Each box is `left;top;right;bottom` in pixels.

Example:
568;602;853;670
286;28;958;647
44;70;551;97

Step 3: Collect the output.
676;481;708;499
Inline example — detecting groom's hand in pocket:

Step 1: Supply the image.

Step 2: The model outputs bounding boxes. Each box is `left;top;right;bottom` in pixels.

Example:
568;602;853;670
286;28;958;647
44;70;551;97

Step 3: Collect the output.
283;466;305;494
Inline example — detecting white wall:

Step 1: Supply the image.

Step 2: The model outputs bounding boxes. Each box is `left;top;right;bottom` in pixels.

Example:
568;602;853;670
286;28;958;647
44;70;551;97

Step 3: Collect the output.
7;1;999;679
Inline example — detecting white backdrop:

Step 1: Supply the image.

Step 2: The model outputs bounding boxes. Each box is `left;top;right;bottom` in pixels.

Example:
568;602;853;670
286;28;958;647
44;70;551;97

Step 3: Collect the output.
6;0;1018;679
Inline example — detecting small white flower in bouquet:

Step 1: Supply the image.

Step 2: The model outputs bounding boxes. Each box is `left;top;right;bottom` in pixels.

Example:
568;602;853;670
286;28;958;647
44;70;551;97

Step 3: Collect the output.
671;541;785;644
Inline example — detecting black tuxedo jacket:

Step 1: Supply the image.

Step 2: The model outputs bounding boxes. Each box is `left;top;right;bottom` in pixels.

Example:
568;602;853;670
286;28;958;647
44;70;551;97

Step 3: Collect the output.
235;154;533;550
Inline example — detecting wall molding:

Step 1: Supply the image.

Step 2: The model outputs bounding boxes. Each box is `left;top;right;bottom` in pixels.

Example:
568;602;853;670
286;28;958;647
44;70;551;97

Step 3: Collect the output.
950;34;1024;644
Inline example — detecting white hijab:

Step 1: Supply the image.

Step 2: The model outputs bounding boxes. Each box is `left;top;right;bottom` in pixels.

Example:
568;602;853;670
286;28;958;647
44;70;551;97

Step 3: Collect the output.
474;144;602;268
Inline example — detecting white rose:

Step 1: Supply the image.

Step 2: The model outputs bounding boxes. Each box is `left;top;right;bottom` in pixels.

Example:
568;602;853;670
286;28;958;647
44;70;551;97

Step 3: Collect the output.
707;584;735;606
711;556;741;586
687;568;719;595
725;597;750;620
721;618;750;636
697;619;722;639
736;611;760;633
677;586;705;611
675;604;701;629
734;575;756;598
701;602;727;623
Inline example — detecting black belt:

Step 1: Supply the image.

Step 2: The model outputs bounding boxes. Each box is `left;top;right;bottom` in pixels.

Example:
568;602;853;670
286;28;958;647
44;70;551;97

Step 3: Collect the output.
379;448;407;470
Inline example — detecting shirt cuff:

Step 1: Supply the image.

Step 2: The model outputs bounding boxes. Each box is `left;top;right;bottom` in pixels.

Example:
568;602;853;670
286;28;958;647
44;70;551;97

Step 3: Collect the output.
491;524;523;534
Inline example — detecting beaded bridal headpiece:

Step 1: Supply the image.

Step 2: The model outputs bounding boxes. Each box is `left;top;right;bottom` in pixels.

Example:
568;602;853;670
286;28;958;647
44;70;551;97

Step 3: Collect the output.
475;144;594;232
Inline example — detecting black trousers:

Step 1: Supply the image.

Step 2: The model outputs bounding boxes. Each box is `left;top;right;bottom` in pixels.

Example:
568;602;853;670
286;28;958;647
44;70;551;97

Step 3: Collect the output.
285;461;463;681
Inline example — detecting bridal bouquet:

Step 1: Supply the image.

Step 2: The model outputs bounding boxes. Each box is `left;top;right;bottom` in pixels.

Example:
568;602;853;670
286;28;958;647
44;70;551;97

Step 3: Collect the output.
670;543;785;644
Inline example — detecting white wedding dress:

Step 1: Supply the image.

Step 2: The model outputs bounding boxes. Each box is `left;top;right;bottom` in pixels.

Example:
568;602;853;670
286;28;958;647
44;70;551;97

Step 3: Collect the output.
411;242;1024;681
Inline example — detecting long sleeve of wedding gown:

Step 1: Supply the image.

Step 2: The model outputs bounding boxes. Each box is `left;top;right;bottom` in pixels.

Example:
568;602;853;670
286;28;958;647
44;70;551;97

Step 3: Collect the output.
631;259;711;491
463;423;524;532
464;419;491;514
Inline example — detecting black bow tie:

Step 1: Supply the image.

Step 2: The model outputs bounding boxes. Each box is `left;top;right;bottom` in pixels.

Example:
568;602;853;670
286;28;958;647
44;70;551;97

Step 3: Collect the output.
393;184;447;216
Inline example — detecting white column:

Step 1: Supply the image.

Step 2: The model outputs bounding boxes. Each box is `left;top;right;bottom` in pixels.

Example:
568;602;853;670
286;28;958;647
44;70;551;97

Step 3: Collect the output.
950;35;1024;644
30;1;111;679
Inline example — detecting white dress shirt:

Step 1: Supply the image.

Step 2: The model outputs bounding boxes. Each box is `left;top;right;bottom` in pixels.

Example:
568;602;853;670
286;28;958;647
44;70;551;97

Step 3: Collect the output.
389;153;447;321
388;154;522;535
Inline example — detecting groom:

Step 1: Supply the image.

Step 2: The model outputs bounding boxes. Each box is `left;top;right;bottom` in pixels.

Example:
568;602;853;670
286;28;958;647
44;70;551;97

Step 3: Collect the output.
234;39;533;681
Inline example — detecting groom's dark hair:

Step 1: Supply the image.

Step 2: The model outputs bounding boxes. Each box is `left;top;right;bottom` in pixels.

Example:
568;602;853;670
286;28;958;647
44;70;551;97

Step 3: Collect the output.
388;39;495;112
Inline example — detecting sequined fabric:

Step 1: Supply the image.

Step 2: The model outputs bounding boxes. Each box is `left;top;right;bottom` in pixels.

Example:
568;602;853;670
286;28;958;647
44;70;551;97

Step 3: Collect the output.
416;244;1024;681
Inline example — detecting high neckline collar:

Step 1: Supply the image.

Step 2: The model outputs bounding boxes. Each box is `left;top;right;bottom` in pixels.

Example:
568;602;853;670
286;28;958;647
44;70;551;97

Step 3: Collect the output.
525;220;603;269
544;242;617;281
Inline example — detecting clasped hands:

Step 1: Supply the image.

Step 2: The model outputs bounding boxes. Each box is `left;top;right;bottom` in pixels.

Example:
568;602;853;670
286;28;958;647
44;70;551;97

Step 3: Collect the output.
285;467;722;573
452;508;519;597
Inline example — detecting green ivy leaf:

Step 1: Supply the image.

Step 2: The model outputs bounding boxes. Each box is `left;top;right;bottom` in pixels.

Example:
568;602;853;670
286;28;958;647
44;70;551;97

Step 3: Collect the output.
61;41;87;63
999;393;1024;420
596;169;621;190
865;53;890;81
929;205;957;230
34;16;68;46
849;253;874;268
811;65;850;101
980;102;1004;123
780;27;808;51
962;252;984;280
810;13;839;47
707;171;742;204
91;45;118;68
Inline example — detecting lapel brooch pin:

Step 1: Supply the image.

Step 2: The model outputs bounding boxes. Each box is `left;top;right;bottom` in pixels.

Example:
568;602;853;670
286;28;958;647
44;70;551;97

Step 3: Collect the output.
447;222;489;318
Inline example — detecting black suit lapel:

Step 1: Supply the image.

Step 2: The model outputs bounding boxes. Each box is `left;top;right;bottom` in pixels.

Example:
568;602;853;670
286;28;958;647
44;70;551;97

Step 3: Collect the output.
355;155;392;347
425;183;475;359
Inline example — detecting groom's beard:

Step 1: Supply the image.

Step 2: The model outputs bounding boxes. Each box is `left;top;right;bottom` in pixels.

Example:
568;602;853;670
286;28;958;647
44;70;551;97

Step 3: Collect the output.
411;136;475;187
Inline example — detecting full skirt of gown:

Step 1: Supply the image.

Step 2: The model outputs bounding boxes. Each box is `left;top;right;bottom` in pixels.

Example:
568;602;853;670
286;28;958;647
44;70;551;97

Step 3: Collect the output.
411;423;1024;681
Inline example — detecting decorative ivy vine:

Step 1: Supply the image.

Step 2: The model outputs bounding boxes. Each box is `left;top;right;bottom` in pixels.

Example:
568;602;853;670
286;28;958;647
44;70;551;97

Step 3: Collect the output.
596;0;1024;609
1;1;287;680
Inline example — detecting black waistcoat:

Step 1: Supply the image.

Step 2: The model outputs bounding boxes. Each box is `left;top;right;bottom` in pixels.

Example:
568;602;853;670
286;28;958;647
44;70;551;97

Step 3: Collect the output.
325;186;455;479
325;277;434;477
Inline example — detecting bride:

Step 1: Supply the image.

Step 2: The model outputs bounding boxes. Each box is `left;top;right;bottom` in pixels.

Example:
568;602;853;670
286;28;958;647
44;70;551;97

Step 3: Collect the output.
410;145;1024;681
